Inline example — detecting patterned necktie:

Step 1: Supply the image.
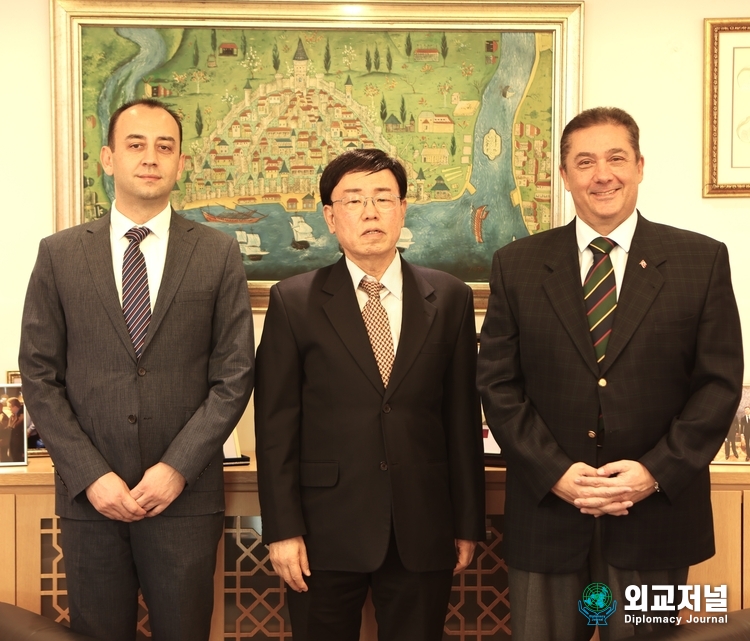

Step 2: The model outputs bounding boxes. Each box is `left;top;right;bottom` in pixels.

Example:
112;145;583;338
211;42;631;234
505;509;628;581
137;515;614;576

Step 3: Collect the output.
359;278;395;387
583;237;617;366
122;227;151;359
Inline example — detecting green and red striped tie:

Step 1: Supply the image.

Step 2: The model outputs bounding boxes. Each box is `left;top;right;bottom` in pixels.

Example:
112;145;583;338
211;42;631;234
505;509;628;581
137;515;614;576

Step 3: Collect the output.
583;237;617;365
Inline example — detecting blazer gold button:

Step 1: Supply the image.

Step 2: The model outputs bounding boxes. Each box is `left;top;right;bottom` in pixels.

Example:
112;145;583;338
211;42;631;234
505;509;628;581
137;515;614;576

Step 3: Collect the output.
137;367;146;376
382;404;391;413
587;430;597;439
128;415;137;424
598;378;607;387
380;461;388;471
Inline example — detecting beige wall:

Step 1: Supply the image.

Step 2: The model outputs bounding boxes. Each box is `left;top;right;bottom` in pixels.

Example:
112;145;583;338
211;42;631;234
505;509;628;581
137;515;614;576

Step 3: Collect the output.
2;0;750;452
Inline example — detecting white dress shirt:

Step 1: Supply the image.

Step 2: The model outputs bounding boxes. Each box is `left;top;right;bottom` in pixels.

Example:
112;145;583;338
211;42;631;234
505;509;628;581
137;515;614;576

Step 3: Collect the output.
110;202;171;311
576;210;638;298
345;250;403;353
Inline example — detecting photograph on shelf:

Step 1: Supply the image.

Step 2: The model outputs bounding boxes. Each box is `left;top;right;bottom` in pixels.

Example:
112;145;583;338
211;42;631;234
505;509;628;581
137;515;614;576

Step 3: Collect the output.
6;370;21;384
713;384;750;464
0;384;28;467
52;0;582;308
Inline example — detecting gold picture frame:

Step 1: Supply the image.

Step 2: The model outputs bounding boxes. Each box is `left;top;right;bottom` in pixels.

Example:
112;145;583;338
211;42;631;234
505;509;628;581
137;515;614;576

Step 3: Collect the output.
703;18;750;198
52;0;583;310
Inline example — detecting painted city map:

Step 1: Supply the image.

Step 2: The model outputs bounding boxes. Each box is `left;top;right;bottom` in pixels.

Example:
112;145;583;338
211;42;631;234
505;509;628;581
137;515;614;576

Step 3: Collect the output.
81;27;553;282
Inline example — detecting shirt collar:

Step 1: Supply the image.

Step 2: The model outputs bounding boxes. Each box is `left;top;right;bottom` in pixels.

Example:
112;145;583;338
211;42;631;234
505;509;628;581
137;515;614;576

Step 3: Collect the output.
576;209;638;254
345;250;403;300
110;200;172;240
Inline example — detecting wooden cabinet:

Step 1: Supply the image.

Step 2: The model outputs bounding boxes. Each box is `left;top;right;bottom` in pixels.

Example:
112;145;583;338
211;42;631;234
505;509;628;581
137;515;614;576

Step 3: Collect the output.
0;460;745;638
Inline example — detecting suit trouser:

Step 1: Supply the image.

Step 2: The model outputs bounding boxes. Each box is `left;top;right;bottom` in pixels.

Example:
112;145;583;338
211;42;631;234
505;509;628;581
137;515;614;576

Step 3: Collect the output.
507;519;689;641
60;512;224;641
285;529;454;641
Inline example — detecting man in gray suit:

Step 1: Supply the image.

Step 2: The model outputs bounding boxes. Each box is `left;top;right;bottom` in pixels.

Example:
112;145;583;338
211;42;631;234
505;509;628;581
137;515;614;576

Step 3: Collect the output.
20;98;255;641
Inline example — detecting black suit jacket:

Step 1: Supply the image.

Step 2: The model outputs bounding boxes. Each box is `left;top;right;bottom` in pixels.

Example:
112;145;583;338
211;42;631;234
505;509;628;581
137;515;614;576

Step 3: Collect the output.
20;212;255;519
255;256;485;573
478;214;743;573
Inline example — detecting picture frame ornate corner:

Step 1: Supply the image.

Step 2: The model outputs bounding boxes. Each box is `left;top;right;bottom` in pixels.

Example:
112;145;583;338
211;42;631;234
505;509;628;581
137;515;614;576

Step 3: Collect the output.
702;17;750;198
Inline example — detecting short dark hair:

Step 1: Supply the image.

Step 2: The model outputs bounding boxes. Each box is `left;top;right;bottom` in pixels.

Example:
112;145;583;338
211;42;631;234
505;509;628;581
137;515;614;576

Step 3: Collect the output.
560;107;640;170
107;98;183;151
319;149;407;205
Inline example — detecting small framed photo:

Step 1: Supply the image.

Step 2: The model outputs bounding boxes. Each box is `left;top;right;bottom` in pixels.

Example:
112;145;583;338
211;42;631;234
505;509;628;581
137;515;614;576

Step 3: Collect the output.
0;384;28;466
6;371;21;385
713;385;750;464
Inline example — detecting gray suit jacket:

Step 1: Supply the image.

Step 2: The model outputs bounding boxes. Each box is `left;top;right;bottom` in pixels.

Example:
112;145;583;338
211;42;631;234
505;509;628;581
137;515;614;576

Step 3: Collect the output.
20;211;255;519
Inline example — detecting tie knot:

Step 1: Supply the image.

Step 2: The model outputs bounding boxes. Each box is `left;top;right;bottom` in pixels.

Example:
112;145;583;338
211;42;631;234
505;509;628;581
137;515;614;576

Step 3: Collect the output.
125;227;150;245
359;278;384;299
589;237;616;255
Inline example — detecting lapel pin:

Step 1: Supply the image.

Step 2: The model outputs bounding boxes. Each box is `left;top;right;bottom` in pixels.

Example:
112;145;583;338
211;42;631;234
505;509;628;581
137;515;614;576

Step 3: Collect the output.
639;260;647;269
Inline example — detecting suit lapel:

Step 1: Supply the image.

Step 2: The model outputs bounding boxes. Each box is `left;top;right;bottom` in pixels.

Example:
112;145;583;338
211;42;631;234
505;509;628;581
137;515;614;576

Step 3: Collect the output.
322;258;385;394
600;214;665;375
384;259;437;402
142;210;198;355
81;214;137;361
542;221;599;377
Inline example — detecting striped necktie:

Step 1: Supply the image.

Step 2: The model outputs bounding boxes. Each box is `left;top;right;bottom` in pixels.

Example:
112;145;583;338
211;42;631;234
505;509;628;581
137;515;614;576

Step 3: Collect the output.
583;237;617;366
359;278;395;387
122;227;151;359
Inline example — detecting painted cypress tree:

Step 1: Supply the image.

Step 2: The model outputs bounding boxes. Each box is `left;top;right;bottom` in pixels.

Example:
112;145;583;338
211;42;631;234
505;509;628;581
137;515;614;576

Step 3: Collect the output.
195;104;203;136
324;39;331;73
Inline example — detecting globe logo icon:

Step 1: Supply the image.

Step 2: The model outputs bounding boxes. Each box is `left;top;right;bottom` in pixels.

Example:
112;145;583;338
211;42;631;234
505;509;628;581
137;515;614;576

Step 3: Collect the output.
582;583;613;613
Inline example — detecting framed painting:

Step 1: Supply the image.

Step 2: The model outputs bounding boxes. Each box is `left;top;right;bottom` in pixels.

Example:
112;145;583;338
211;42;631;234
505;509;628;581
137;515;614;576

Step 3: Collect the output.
53;0;583;309
703;18;750;197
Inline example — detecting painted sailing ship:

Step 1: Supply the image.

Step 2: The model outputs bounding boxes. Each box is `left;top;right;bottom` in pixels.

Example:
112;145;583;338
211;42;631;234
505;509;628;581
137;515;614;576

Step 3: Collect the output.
396;227;414;252
289;215;315;250
203;204;267;224
235;230;269;261
471;204;489;243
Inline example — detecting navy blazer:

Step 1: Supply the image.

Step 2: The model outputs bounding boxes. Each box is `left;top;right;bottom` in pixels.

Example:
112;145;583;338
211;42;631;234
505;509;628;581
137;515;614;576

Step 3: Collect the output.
478;214;743;573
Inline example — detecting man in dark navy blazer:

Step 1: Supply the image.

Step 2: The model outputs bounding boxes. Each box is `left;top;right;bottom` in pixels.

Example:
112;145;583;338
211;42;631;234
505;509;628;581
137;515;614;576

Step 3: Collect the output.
478;107;743;640
255;149;485;641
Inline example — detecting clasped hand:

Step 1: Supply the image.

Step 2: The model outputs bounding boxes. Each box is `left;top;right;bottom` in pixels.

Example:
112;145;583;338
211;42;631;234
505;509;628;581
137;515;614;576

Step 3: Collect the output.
85;462;186;521
551;460;657;517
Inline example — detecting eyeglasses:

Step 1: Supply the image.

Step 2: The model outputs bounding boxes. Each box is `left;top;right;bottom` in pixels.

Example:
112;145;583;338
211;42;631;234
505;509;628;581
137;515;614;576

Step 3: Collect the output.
331;194;403;214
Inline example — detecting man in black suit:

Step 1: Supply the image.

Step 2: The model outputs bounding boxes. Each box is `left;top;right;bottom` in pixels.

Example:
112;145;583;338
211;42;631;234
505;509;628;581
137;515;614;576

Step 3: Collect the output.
725;415;740;460
478;107;743;640
255;148;485;641
20;99;255;641
738;406;750;461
